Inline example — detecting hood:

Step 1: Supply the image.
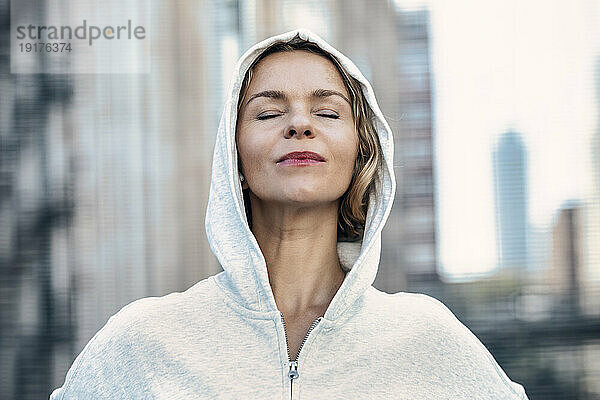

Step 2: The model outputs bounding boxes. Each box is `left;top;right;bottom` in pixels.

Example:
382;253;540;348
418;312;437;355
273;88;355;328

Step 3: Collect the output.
205;28;396;323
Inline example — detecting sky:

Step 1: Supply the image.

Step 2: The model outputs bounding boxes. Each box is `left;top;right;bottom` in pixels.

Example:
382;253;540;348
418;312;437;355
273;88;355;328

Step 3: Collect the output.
397;0;600;281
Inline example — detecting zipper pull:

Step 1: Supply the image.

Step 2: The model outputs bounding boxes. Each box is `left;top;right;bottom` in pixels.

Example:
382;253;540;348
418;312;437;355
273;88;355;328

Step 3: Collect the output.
288;360;299;380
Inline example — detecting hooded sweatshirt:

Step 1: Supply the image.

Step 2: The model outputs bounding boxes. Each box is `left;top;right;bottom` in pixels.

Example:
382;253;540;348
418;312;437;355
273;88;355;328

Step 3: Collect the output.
50;28;529;400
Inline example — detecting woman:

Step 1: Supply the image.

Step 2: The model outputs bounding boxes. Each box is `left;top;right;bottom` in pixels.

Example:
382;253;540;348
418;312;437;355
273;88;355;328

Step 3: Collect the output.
50;28;529;399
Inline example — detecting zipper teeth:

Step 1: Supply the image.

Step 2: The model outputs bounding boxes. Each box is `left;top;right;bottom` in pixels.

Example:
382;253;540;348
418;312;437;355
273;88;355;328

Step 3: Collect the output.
280;312;291;361
297;317;321;359
280;311;323;362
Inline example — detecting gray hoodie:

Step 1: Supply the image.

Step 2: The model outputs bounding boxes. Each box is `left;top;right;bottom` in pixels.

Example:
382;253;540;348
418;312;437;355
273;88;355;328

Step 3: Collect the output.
50;28;529;400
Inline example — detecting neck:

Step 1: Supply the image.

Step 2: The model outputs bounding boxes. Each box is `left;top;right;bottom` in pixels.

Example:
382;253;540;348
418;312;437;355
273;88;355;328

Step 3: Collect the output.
249;196;347;319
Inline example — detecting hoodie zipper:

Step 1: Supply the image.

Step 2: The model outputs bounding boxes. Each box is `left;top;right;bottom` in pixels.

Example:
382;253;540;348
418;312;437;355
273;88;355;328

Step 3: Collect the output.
280;311;323;400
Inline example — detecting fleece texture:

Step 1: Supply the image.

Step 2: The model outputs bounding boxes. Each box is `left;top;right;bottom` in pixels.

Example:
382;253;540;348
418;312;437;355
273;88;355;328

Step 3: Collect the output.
50;28;529;399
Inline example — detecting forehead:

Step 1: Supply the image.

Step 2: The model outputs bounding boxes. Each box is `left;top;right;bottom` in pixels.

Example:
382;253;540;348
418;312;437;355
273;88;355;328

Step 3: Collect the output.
247;50;348;95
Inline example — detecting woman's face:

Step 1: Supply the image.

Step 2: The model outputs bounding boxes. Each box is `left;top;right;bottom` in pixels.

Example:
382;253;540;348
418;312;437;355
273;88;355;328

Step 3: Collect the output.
236;50;358;207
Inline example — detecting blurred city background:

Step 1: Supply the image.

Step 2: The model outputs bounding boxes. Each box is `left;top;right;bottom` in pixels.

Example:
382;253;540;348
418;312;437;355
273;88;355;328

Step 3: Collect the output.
1;0;599;399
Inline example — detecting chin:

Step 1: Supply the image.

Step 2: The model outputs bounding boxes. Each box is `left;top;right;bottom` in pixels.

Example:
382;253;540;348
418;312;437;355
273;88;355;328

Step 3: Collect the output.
282;187;342;205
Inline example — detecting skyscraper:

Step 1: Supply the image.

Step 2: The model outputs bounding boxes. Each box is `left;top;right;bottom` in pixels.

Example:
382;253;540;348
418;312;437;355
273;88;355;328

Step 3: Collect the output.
377;7;440;293
581;54;600;317
545;202;584;316
492;130;529;273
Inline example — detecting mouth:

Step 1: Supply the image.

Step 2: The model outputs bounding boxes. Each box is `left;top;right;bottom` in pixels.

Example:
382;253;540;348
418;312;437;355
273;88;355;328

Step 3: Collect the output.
277;151;326;164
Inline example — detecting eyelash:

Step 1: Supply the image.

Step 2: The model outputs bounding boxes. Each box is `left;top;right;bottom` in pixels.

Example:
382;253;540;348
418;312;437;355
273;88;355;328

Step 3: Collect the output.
256;113;340;120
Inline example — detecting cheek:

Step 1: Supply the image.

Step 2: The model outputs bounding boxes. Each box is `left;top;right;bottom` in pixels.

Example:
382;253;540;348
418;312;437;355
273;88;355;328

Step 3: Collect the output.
237;129;271;176
332;132;359;177
340;147;357;180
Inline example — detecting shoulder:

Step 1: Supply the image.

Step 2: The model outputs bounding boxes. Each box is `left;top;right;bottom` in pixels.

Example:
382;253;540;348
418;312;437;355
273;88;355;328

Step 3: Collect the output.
93;275;220;338
365;286;488;334
363;287;528;399
89;274;219;344
50;276;218;399
50;296;148;399
363;286;453;325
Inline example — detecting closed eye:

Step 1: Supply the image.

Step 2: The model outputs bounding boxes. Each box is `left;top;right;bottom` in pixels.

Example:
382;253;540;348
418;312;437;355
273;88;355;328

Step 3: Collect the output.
256;114;280;120
256;112;340;120
318;113;340;119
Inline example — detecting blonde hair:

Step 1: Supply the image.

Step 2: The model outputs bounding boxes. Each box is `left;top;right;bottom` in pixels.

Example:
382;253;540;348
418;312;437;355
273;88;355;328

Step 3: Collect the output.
236;33;383;241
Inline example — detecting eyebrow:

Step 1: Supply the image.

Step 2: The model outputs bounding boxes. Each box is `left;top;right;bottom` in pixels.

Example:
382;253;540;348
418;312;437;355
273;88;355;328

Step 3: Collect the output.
244;88;351;108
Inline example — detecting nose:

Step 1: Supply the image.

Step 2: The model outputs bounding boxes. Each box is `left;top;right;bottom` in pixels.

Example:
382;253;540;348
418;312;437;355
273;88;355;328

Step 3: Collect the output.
284;107;314;139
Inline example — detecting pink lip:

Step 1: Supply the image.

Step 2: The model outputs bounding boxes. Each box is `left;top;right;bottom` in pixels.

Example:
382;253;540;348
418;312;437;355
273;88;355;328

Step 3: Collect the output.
277;151;326;164
278;158;324;166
